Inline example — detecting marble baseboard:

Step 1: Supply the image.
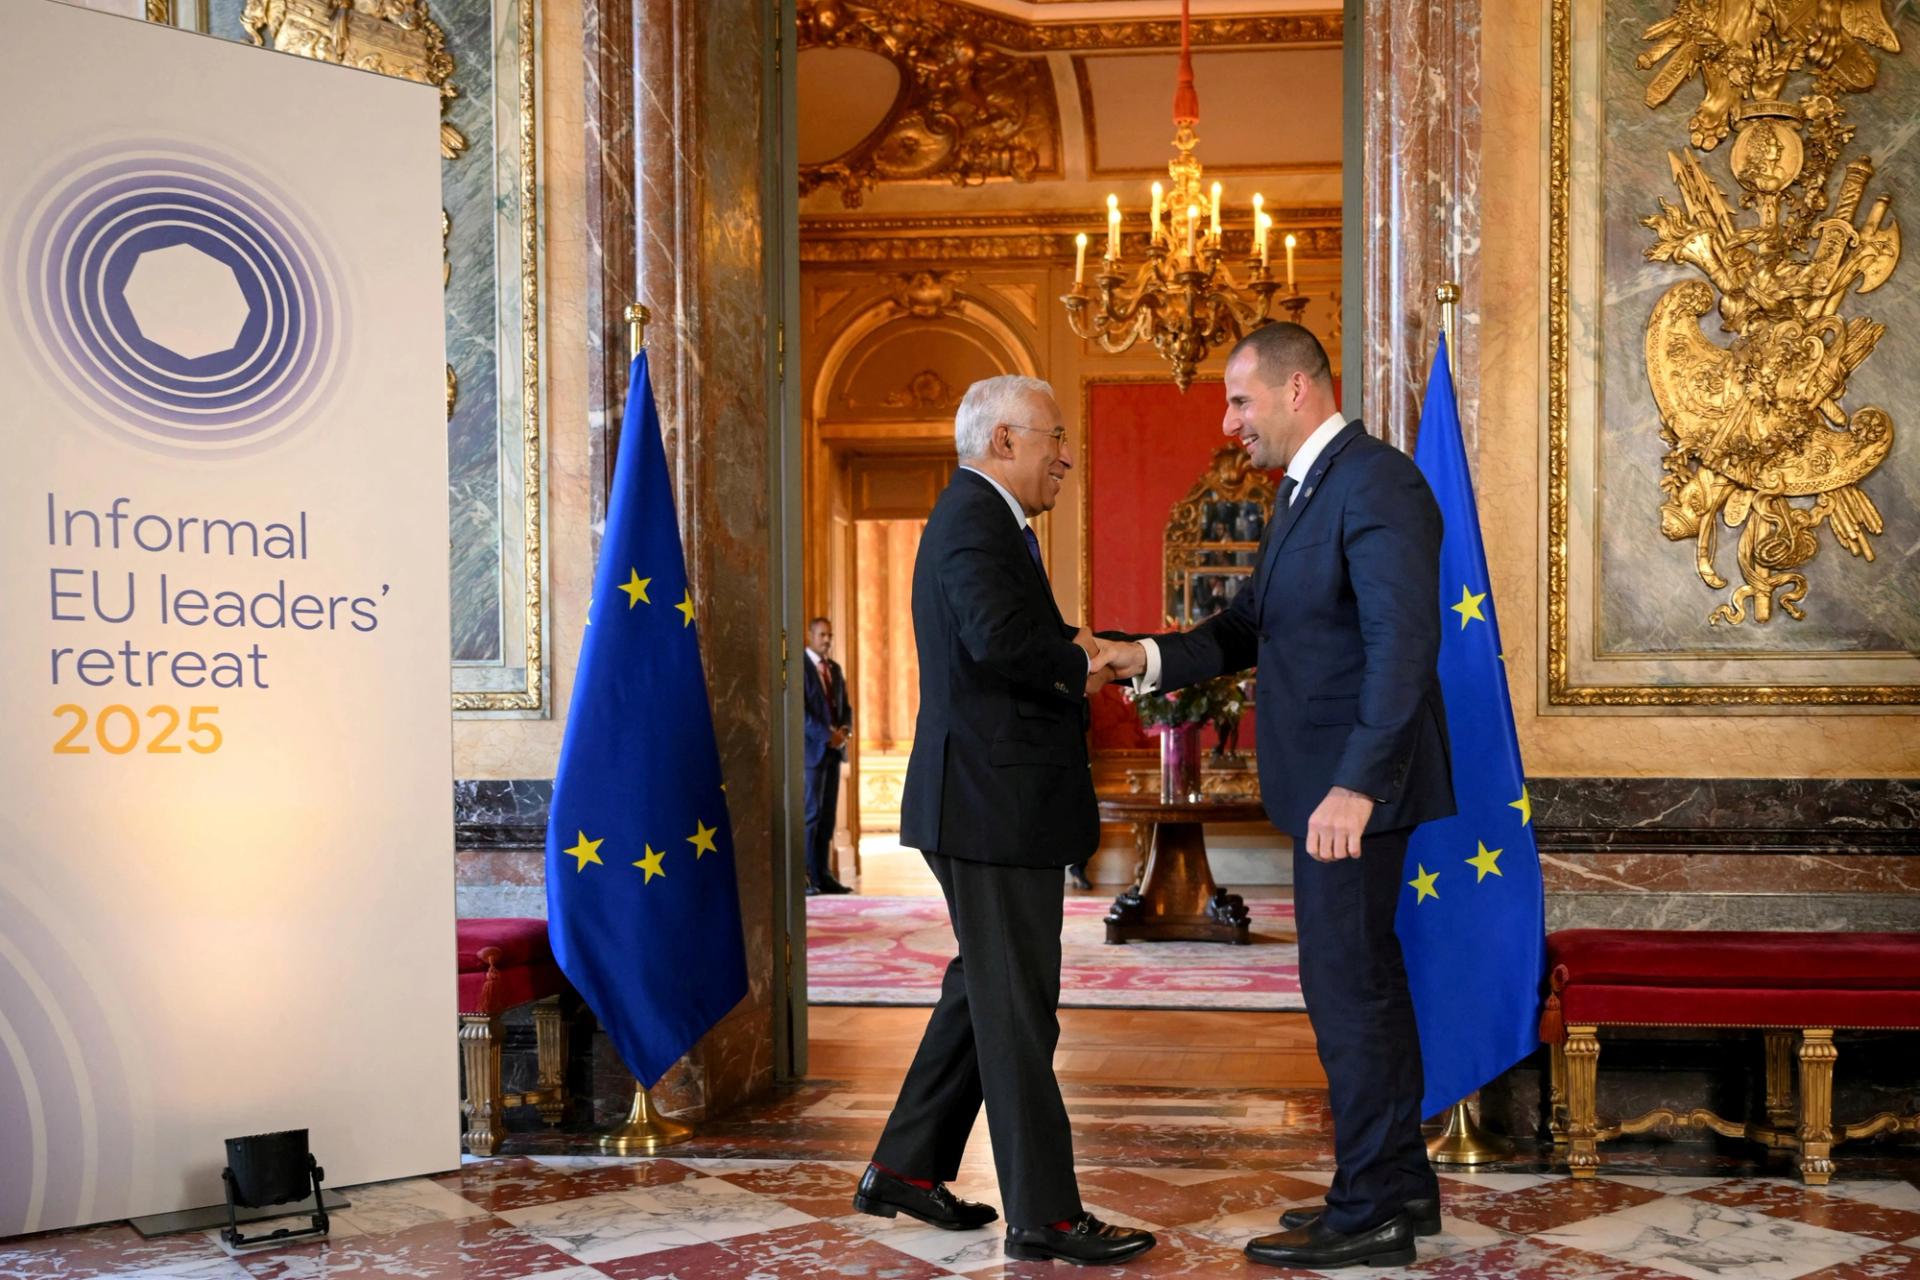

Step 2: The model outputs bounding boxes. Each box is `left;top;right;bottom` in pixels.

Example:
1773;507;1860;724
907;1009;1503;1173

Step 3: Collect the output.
1546;891;1920;931
1532;778;1920;854
1543;851;1920;894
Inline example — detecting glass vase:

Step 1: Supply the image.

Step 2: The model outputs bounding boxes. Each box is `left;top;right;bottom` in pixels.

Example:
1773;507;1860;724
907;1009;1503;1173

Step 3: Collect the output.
1158;721;1204;803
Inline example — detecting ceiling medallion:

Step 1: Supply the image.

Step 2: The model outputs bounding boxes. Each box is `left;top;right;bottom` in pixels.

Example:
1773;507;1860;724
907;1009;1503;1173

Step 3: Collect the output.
1059;0;1309;392
797;0;1057;209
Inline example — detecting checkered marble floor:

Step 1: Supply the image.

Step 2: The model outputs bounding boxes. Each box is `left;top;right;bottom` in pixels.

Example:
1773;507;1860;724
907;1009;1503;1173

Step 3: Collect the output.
6;1085;1919;1279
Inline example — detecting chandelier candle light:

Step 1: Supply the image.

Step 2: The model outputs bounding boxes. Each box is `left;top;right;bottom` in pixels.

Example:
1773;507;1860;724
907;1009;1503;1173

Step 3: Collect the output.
1060;0;1307;391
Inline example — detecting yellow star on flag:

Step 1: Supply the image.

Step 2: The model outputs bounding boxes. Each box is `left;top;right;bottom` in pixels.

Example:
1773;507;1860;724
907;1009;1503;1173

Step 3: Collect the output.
563;831;604;872
633;844;667;883
1510;786;1532;826
619;569;652;608
1408;864;1440;903
1467;840;1504;882
687;820;718;859
1450;584;1488;629
676;590;696;627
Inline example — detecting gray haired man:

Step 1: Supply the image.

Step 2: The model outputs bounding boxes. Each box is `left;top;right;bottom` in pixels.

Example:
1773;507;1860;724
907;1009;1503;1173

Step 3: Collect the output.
852;375;1153;1267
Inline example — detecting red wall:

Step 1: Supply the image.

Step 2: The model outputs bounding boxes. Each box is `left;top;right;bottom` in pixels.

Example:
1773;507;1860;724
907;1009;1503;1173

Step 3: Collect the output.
1081;376;1338;751
1086;380;1233;750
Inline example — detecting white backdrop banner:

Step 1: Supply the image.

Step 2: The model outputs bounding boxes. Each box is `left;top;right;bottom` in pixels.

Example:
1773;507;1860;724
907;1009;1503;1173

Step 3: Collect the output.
0;2;456;1234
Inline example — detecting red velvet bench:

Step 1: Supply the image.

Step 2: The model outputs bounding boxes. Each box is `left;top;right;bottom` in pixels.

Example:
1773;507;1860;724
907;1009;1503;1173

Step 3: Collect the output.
458;918;571;1155
1541;929;1920;1184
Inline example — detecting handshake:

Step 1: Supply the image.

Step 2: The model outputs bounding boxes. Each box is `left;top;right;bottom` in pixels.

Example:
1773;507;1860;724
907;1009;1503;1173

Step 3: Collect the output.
1073;627;1146;696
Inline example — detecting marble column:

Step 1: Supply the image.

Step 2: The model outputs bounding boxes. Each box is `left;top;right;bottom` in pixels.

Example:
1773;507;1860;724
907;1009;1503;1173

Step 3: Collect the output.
1358;0;1482;458
584;0;637;536
585;0;780;1117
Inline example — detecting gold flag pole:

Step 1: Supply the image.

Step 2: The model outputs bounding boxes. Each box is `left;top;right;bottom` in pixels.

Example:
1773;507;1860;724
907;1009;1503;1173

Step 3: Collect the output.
1428;1091;1511;1164
626;302;651;358
597;298;691;1157
1423;280;1507;1167
600;1079;694;1154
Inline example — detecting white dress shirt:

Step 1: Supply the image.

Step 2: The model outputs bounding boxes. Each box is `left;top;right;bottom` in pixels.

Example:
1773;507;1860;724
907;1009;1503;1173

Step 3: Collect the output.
1133;412;1348;691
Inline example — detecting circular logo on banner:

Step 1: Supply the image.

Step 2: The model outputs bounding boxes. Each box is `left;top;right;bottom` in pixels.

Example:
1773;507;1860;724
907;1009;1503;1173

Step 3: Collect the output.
8;141;346;457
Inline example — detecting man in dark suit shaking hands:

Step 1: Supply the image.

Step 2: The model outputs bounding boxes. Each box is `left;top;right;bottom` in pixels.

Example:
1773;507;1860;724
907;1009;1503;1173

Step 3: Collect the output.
1104;324;1455;1270
852;374;1155;1267
801;616;854;896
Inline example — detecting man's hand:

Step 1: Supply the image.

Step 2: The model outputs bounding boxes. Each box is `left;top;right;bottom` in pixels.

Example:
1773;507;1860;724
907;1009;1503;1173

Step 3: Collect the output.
828;727;850;750
1099;639;1147;679
1304;786;1376;861
1085;663;1115;697
1072;625;1100;664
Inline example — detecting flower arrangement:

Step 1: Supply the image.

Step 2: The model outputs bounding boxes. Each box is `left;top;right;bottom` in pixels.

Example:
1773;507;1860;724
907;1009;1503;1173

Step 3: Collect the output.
1129;673;1250;754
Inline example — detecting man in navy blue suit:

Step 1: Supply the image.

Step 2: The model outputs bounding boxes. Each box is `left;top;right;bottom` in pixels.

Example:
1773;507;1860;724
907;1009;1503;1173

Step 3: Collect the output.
802;616;854;895
1104;323;1455;1270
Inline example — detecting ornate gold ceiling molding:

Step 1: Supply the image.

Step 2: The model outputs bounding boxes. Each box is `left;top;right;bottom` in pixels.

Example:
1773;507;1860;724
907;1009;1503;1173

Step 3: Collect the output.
798;0;1063;208
801;208;1341;262
797;2;1343;208
897;3;1344;51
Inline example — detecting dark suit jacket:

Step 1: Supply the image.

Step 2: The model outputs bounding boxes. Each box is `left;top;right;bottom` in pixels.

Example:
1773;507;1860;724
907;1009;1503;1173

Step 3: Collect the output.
1152;421;1456;838
802;653;852;769
900;469;1098;868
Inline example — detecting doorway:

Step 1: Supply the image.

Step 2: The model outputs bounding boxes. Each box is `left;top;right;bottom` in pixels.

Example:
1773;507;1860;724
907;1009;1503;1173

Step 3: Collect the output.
821;449;952;895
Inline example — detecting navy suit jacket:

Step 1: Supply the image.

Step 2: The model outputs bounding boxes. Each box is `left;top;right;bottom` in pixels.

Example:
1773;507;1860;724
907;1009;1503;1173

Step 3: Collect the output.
802;654;851;770
1152;421;1456;838
900;469;1098;868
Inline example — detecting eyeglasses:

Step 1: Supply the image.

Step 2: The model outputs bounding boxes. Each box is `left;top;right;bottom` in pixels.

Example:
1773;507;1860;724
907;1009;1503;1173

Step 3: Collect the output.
1003;423;1068;446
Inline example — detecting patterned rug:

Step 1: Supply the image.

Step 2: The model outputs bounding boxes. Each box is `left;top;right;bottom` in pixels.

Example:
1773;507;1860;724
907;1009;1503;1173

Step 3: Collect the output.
807;894;1302;1010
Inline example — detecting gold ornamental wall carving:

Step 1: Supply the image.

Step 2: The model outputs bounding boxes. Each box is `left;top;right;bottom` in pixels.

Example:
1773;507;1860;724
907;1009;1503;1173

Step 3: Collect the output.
1637;0;1901;626
242;0;467;160
797;0;1060;208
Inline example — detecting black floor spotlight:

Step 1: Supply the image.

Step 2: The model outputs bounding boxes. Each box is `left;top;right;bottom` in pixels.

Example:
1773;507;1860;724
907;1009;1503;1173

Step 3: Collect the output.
220;1129;330;1249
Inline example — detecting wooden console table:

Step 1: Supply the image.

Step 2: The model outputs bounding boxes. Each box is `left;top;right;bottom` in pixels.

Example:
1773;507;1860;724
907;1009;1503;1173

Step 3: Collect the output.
1096;796;1281;946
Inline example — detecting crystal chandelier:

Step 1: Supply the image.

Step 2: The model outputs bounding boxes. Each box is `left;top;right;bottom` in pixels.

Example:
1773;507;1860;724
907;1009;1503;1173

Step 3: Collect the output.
1059;0;1309;392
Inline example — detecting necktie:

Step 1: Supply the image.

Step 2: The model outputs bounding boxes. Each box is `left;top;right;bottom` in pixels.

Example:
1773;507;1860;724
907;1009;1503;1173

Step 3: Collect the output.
817;659;833;700
1277;475;1299;508
1022;525;1048;583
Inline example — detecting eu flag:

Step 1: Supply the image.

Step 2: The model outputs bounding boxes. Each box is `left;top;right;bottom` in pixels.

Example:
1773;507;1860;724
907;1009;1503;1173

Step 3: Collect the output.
1397;333;1546;1119
545;349;748;1086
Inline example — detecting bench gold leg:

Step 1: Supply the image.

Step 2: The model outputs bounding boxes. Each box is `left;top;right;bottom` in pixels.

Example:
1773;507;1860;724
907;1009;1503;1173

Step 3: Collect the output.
1565;1024;1601;1178
532;995;568;1127
1797;1029;1836;1186
1549;1036;1569;1147
460;1012;506;1156
1764;1030;1796;1130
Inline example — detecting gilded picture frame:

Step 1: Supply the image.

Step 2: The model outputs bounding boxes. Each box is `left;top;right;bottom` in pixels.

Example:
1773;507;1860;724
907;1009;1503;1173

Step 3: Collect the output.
161;0;549;715
1545;0;1919;709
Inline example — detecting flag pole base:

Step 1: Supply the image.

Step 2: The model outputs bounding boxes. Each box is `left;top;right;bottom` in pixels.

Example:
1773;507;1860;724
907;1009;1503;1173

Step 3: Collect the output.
598;1081;693;1155
1427;1097;1511;1165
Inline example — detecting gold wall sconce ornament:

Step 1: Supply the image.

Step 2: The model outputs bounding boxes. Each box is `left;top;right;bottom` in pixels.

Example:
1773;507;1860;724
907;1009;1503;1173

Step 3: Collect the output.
1057;0;1306;392
1638;0;1901;626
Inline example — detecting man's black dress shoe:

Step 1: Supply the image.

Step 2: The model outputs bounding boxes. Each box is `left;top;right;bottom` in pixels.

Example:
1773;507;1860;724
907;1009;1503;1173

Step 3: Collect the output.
1067;865;1093;890
819;878;854;895
852;1165;997;1231
1245;1213;1415;1269
1280;1196;1441;1236
1004;1213;1155;1264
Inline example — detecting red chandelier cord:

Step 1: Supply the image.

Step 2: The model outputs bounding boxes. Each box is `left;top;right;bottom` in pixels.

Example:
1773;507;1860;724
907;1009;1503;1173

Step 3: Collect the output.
1173;0;1199;125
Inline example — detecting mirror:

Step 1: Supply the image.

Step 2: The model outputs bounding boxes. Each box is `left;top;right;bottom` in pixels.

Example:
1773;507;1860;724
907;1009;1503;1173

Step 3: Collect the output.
1163;446;1279;627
